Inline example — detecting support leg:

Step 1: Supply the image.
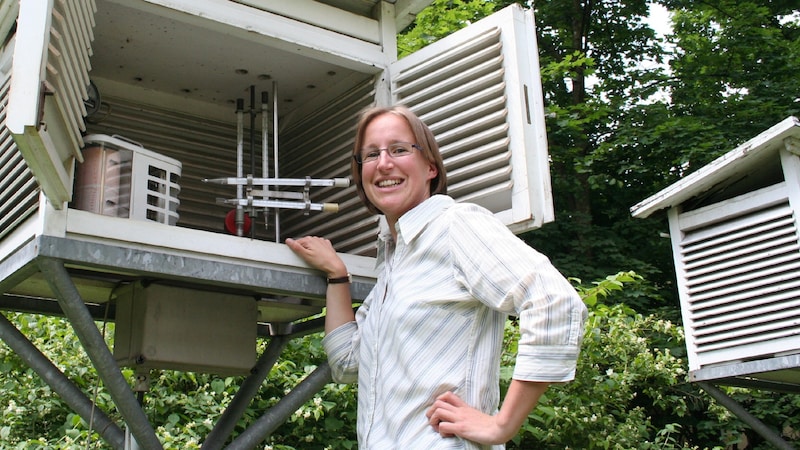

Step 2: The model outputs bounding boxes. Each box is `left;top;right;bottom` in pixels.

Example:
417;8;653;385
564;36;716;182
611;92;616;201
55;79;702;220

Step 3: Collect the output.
0;312;126;448
201;335;289;449
697;382;796;450
37;257;163;450
225;362;333;449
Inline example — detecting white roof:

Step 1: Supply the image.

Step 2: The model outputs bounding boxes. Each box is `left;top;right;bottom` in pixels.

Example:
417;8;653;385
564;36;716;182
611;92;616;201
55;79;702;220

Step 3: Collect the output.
631;116;800;218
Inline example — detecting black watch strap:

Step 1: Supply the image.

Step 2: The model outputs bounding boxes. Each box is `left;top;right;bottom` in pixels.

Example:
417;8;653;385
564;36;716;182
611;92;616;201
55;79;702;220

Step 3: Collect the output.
327;273;352;284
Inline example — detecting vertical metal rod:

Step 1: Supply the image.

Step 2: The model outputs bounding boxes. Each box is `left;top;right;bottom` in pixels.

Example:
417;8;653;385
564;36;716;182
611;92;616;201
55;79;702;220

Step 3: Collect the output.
225;362;332;450
272;81;280;241
235;98;245;237
249;85;257;239
249;85;256;184
200;335;289;450
261;91;270;238
37;258;163;450
0;312;126;449
697;382;796;450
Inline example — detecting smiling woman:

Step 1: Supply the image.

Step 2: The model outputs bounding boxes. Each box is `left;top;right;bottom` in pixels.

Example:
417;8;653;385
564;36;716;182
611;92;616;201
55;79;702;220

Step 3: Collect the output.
286;105;587;449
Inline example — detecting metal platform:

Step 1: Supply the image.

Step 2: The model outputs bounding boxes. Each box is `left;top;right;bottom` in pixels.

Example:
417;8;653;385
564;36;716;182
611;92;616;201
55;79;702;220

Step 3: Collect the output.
0;208;376;449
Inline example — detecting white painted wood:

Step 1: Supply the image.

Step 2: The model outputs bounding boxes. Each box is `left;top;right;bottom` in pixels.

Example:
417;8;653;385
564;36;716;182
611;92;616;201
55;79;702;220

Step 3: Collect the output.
687;251;800;289
697;337;800;367
390;4;553;233
118;0;387;70
631;116;800;218
694;291;800;323
7;0;52;134
665;148;800;372
0;0;18;43
235;0;381;43
7;0;95;207
677;182;789;234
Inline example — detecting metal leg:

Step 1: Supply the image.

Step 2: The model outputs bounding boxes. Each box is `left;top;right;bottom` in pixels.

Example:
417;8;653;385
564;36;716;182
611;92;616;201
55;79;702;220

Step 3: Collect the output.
0;312;126;448
37;257;163;450
201;335;290;449
225;362;333;449
697;382;796;450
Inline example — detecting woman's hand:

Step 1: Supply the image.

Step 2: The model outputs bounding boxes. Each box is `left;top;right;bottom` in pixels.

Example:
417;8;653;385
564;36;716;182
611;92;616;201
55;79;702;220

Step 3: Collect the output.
285;236;347;278
426;380;548;445
425;391;514;445
286;236;354;334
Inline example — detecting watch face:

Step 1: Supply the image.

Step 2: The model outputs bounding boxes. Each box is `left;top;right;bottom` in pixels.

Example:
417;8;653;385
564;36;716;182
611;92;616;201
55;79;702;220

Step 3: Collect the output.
84;80;101;116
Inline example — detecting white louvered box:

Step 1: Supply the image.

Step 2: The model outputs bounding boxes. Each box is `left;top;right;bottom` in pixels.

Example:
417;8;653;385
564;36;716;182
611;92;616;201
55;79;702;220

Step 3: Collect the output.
74;134;181;225
632;117;800;377
668;181;800;371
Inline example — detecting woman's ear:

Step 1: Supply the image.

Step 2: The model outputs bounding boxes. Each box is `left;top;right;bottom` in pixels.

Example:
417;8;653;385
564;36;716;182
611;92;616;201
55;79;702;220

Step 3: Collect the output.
427;162;438;181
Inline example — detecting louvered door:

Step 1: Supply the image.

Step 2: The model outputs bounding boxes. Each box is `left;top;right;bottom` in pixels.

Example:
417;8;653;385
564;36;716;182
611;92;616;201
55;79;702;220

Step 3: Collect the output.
6;0;96;208
0;45;39;240
671;181;800;371
390;4;553;233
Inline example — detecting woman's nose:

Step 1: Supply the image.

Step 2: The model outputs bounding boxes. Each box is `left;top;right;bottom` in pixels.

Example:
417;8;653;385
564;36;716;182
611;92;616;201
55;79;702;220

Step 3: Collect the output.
375;149;394;168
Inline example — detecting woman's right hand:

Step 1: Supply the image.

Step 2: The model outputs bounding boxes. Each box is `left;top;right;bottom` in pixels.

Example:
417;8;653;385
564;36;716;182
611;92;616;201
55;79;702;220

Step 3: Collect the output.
285;236;348;278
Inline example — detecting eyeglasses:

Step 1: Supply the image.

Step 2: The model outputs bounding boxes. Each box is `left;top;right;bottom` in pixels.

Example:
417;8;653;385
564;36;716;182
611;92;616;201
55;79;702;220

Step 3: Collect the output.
354;142;422;164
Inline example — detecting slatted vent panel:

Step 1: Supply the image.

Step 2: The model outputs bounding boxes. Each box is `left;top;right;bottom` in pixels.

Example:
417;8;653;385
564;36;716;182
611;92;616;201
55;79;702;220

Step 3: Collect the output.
0;69;39;240
680;190;800;366
393;27;512;213
279;78;378;255
47;0;97;152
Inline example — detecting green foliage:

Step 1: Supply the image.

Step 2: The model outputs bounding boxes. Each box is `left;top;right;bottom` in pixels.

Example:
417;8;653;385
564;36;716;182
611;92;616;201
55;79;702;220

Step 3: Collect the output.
397;0;496;57
3;271;800;448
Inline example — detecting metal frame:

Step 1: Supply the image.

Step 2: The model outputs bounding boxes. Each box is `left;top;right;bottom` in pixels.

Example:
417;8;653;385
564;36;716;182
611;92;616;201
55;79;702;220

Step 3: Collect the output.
0;235;370;449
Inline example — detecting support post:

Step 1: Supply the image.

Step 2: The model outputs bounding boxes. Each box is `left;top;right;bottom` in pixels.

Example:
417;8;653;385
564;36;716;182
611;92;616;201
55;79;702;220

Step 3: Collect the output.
201;335;289;449
37;258;163;450
697;382;796;450
225;362;333;449
0;312;126;448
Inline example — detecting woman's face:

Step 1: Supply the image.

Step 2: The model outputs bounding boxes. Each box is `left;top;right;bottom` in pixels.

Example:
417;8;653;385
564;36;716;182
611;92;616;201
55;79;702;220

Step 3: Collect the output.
360;113;438;226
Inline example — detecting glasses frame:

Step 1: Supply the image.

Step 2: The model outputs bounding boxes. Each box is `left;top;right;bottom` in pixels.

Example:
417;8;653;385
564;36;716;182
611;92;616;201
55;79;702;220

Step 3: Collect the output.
353;142;423;165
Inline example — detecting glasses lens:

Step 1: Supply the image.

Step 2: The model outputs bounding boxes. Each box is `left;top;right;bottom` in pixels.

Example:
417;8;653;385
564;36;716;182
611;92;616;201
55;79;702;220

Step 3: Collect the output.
357;143;417;164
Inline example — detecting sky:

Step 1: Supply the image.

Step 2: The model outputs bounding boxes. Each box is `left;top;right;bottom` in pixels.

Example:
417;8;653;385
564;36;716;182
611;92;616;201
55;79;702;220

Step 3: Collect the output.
647;2;672;38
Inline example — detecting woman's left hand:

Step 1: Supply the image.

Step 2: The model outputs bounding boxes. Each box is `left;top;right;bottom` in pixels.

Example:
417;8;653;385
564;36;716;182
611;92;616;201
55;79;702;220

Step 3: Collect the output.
425;391;514;445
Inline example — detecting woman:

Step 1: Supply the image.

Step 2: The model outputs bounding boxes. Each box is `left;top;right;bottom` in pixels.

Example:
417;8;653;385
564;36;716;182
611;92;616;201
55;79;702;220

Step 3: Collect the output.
286;105;587;449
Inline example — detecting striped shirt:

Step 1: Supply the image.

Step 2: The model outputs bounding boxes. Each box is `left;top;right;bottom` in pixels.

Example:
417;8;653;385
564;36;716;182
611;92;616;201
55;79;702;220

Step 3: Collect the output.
323;195;587;449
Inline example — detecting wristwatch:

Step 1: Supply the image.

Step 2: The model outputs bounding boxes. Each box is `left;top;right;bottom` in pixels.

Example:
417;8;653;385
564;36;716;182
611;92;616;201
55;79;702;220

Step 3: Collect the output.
327;273;352;284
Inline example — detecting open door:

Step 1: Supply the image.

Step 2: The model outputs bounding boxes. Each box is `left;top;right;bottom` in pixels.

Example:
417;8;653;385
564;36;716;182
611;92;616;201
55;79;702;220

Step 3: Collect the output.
6;0;96;208
390;4;553;233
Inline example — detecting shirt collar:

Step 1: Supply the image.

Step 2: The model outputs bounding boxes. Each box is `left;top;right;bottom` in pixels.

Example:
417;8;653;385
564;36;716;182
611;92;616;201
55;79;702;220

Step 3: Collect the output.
378;195;454;246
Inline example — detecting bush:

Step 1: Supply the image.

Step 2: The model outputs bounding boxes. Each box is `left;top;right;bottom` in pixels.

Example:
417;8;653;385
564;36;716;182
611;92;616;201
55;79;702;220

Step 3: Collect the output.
2;272;798;448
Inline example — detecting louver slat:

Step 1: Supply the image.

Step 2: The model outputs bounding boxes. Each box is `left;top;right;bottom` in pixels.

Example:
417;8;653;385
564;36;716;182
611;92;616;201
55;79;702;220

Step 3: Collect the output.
677;182;800;365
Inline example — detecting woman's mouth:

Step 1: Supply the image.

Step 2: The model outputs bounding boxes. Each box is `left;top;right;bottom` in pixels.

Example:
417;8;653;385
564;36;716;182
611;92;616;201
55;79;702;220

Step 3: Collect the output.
377;179;402;187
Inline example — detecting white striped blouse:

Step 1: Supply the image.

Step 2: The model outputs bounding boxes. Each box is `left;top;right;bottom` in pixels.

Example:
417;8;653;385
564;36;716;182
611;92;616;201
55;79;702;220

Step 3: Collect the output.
323;195;587;449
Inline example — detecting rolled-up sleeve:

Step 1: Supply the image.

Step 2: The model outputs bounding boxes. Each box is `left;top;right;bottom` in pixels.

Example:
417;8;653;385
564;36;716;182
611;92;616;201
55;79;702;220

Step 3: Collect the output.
322;321;360;383
449;204;588;382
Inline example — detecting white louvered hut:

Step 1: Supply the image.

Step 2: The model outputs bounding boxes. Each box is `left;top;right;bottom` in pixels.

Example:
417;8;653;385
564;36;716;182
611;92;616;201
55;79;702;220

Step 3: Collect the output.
631;117;800;448
0;1;556;447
